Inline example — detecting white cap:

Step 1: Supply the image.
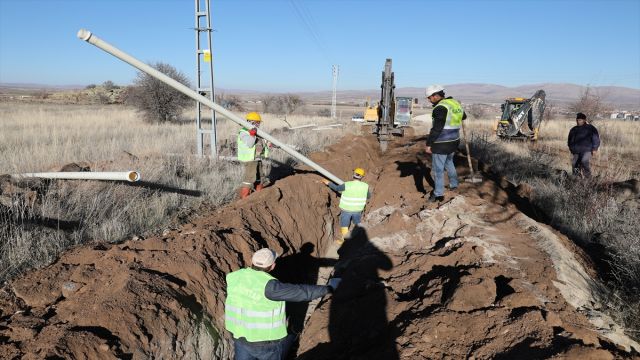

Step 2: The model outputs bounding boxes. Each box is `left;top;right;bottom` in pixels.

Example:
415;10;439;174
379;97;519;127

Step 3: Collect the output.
252;248;277;267
425;84;445;97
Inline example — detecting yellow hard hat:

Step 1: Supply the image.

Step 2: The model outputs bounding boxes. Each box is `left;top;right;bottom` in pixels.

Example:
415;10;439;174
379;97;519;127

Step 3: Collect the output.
246;112;262;122
354;168;365;177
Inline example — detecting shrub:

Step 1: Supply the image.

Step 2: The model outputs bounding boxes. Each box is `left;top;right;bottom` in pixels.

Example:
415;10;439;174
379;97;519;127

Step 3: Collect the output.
125;62;192;123
261;94;305;114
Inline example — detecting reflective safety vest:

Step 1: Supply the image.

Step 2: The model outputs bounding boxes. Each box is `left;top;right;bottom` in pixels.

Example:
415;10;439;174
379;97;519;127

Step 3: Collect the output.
237;129;270;162
225;268;287;342
433;98;463;143
339;180;369;212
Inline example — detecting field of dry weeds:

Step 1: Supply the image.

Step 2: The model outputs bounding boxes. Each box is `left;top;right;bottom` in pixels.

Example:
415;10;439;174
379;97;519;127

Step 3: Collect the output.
0;101;355;282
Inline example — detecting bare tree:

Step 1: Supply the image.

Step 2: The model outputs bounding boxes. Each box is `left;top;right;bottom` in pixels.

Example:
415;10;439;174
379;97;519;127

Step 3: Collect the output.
466;104;487;120
569;86;611;121
260;95;276;113
543;100;556;121
215;92;244;111
102;80;119;91
282;94;304;114
124;62;192;123
260;94;305;114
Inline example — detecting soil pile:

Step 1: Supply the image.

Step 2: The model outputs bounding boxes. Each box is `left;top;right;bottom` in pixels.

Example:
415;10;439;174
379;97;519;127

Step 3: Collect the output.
1;133;638;359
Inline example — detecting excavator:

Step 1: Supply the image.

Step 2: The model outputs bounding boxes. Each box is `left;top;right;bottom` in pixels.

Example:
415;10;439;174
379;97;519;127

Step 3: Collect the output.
495;90;546;140
363;98;378;122
372;58;405;151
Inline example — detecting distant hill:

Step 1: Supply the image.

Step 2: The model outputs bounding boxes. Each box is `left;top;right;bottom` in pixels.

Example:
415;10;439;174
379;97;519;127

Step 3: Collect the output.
2;82;638;109
296;83;640;109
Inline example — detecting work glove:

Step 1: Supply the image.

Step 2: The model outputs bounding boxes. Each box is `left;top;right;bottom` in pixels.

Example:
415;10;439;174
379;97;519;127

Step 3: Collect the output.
327;277;342;292
249;128;258;136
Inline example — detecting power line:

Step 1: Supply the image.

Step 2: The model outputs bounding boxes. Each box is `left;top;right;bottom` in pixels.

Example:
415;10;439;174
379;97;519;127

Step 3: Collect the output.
288;0;333;64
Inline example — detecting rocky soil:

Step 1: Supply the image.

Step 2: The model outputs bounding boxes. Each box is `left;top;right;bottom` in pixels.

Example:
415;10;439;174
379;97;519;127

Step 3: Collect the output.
1;133;638;359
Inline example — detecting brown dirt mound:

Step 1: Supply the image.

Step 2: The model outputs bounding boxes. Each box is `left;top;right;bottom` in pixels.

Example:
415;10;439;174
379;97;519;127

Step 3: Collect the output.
1;133;638;359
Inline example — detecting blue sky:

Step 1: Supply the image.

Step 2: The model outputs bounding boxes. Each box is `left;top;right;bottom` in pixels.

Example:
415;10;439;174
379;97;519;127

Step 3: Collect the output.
1;0;639;91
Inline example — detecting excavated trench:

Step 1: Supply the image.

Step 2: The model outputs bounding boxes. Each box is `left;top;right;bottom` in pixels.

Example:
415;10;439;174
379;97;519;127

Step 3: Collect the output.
1;132;639;359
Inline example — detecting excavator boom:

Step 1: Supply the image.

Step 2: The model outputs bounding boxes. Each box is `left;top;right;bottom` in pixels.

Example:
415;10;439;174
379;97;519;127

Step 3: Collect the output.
373;59;404;151
496;90;546;140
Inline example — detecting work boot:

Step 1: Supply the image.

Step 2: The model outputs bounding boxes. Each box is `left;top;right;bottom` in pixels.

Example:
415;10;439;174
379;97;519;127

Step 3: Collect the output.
239;187;251;199
428;192;444;202
336;227;349;246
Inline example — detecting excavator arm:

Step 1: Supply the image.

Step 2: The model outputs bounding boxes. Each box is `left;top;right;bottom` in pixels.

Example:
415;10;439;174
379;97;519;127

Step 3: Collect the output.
373;59;403;151
497;90;546;140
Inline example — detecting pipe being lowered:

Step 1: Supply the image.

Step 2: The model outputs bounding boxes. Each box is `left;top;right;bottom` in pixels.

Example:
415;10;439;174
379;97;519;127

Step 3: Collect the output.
76;29;344;186
13;171;141;182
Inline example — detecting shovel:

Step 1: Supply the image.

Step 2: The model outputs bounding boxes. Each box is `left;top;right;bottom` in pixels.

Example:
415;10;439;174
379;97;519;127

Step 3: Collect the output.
460;119;483;183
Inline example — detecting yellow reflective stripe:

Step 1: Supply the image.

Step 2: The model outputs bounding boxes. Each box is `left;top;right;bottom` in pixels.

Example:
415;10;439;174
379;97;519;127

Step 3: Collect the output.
226;304;285;318
225;315;286;329
340;198;367;204
340;196;367;202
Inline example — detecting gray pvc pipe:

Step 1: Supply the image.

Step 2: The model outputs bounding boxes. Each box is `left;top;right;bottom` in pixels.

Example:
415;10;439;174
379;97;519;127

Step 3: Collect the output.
76;29;344;185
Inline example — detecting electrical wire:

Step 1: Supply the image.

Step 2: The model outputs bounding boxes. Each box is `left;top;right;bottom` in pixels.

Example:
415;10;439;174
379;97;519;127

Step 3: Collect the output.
288;0;334;65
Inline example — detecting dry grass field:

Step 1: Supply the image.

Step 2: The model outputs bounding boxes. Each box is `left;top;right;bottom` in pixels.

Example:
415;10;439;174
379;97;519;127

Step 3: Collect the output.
460;117;640;334
0;101;357;282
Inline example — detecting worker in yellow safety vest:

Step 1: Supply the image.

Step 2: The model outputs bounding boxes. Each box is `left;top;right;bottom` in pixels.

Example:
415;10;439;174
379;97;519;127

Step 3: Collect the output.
323;167;372;245
225;248;341;359
424;85;467;202
238;112;271;199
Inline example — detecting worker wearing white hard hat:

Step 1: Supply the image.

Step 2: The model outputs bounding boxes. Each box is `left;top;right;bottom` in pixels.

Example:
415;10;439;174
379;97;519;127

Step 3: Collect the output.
424;84;467;202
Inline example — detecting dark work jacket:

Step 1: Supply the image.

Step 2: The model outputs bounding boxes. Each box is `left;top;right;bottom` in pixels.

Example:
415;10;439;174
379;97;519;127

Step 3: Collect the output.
426;97;467;154
265;279;330;302
568;123;600;154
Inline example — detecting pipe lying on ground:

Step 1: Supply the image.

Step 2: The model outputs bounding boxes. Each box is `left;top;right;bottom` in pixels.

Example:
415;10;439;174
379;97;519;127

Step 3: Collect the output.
76;29;344;186
12;171;141;182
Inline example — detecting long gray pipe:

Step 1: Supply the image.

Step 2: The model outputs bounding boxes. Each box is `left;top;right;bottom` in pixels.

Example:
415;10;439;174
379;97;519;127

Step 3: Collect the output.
76;29;343;185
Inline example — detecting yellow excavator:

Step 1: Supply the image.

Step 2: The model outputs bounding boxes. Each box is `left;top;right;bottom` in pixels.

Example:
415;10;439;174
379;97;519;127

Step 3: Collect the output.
363;98;379;122
495;90;546;140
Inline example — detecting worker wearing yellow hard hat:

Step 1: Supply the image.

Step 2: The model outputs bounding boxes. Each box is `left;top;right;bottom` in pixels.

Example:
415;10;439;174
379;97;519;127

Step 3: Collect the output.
322;167;371;245
237;112;272;199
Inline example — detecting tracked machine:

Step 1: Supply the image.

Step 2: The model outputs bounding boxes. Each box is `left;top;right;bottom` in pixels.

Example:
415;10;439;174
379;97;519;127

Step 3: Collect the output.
495;90;546;141
373;58;405;151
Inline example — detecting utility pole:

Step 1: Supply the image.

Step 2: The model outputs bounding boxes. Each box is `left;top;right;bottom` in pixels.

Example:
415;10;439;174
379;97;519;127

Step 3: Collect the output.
194;0;217;157
331;65;339;119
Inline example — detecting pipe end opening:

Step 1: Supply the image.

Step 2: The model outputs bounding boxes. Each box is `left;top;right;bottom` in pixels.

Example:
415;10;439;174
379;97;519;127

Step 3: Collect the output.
77;29;92;41
128;172;140;182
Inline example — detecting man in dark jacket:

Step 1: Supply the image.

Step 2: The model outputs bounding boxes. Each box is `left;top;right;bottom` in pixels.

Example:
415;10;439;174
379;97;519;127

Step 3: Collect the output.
225;248;341;360
425;84;467;202
568;112;600;178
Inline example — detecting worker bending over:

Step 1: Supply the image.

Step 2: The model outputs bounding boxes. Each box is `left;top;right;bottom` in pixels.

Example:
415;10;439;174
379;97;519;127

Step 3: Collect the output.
424;85;467;202
225;248;341;360
238;112;272;199
323;168;371;245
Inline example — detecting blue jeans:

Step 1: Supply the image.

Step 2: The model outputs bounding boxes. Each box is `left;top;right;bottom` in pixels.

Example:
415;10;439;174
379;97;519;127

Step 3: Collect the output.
234;335;295;360
340;211;362;228
432;153;458;197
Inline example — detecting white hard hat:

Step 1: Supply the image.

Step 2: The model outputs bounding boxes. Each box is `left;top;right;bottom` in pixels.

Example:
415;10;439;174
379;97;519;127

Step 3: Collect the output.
425;84;445;97
252;248;277;267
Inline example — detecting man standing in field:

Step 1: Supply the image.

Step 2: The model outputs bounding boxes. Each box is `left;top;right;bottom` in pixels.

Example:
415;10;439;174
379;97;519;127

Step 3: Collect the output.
568;112;600;178
238;112;271;199
424;85;466;202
